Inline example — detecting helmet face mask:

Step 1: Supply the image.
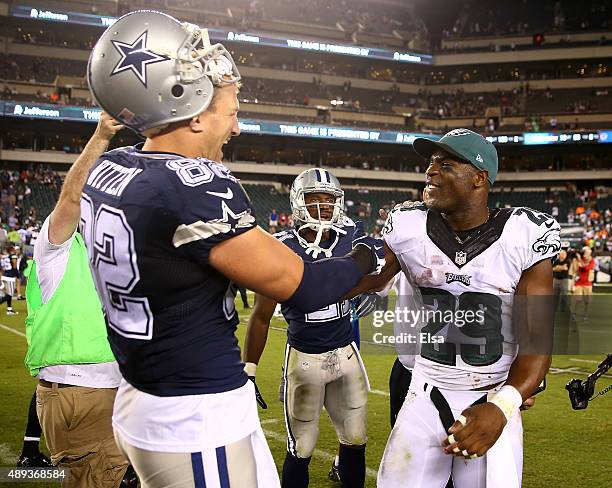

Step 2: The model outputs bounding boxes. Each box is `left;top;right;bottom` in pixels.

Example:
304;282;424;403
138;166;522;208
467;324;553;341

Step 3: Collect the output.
177;23;241;86
290;169;346;258
87;10;241;136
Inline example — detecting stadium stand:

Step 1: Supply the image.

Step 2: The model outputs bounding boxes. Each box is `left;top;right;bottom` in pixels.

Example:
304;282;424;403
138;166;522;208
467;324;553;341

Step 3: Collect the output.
0;4;610;484
0;0;611;252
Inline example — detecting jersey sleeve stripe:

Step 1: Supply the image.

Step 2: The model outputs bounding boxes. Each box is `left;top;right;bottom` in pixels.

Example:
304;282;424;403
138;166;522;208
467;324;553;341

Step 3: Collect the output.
173;213;256;247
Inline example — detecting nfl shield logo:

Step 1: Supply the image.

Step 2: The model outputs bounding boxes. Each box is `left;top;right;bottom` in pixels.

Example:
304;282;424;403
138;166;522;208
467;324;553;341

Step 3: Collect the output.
455;251;467;265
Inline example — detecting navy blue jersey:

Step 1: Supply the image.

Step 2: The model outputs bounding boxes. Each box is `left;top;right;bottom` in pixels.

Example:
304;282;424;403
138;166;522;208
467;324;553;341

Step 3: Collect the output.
3;253;19;278
81;144;256;396
278;218;355;354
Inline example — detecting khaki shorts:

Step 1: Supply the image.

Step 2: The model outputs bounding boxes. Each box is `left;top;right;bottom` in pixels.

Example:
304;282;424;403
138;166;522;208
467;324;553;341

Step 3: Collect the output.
574;285;593;296
283;343;369;458
36;383;128;488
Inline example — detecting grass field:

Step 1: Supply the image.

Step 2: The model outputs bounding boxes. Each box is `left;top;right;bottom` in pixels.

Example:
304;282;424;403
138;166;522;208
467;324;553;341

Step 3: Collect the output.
0;296;610;488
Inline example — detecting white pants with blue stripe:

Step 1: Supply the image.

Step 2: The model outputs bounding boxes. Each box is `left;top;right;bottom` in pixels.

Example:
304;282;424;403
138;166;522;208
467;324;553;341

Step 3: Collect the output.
115;426;280;488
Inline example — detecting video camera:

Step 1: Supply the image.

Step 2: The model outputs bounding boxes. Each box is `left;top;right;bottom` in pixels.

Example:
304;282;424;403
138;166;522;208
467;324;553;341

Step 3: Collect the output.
566;354;612;410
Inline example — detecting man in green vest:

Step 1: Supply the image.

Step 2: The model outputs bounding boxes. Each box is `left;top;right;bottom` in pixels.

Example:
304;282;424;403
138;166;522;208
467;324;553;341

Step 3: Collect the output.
24;112;131;488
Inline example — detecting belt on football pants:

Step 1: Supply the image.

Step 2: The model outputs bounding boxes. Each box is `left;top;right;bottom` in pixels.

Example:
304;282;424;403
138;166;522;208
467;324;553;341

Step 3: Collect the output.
38;379;73;388
429;385;487;433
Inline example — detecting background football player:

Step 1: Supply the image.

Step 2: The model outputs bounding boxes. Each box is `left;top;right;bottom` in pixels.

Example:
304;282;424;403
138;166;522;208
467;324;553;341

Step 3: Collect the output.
349;128;559;487
244;168;369;488
85;11;384;488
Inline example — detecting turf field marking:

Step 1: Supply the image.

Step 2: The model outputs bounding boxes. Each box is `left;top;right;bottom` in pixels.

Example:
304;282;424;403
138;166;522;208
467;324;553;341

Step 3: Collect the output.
260;418;281;425
568;358;600;364
549;366;612;378
0;443;18;465
0;323;26;338
370;389;390;397
261;426;378;479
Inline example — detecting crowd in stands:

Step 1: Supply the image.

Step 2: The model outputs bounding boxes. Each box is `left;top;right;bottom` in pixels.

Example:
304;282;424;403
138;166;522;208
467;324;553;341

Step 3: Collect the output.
259;183;612;257
0;55;86;85
0;160;610;257
162;0;429;44
11;0;612;55
2;49;609;122
566;187;612;253
0;167;64;248
444;0;611;39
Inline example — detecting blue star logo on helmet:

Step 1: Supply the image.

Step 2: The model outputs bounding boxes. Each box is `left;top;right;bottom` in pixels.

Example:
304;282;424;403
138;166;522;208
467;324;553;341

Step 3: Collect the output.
110;31;169;87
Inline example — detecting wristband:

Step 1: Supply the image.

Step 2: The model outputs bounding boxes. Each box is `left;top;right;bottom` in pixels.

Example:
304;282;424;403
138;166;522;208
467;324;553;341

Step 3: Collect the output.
244;362;257;377
488;385;523;421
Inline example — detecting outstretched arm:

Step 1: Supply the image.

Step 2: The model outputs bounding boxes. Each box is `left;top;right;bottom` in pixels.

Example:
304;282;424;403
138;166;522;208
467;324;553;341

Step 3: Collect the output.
209;226;377;312
343;242;401;298
242;293;278;410
243;293;278;366
48;112;123;245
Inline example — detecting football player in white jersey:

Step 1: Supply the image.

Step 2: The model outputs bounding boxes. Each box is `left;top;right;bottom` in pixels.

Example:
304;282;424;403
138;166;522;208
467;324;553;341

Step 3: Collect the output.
349;128;559;488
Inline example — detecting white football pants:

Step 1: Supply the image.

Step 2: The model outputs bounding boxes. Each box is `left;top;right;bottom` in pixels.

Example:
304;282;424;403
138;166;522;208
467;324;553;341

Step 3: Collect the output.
283;342;369;458
378;372;523;488
115;427;279;488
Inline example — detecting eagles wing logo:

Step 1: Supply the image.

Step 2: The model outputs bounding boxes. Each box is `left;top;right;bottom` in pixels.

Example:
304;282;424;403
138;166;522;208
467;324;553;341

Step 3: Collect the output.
382;210;394;235
446;129;472;137
532;229;561;256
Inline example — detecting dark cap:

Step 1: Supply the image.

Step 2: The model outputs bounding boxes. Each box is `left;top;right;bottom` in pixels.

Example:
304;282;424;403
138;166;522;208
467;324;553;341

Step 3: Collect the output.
413;128;498;184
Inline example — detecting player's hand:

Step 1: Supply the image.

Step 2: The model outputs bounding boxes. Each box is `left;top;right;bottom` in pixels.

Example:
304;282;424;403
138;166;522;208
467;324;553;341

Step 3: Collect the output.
379;200;415;221
94;111;124;141
520;396;536;411
351;292;378;318
442;402;506;458
352;221;385;274
248;376;268;409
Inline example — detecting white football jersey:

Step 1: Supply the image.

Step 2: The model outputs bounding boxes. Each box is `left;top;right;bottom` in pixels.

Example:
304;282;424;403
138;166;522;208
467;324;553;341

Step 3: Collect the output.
383;204;560;390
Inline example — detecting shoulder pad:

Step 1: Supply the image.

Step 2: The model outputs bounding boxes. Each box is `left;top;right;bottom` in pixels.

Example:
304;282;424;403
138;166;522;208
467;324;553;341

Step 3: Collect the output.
274;230;294;242
382;202;427;236
340;215;356;228
391;201;427;213
511;207;557;228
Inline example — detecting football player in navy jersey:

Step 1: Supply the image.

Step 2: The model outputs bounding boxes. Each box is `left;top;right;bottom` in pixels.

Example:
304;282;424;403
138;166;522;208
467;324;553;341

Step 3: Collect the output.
244;168;370;488
84;11;384;488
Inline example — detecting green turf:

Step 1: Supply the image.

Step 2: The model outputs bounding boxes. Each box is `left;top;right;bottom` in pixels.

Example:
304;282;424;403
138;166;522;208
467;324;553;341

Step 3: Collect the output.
0;298;610;487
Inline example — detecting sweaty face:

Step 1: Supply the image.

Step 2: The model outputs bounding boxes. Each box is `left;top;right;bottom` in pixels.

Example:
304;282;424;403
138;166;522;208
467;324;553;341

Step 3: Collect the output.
202;83;240;161
304;192;336;221
423;150;480;213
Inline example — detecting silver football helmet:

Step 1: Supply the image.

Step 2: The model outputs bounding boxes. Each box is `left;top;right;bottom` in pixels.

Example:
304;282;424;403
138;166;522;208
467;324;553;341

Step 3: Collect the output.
87;10;241;136
290;168;346;257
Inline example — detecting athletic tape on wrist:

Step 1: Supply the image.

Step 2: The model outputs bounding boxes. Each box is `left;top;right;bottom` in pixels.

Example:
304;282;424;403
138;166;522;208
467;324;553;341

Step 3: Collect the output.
244;362;257;377
488;385;522;421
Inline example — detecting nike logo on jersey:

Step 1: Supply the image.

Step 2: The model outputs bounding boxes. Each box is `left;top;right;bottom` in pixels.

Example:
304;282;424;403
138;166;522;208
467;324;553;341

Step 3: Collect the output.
206;188;234;199
347;353;354;360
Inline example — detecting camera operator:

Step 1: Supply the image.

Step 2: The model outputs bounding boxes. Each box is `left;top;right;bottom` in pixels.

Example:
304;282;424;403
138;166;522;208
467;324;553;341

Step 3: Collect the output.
572;247;595;322
552;249;571;312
